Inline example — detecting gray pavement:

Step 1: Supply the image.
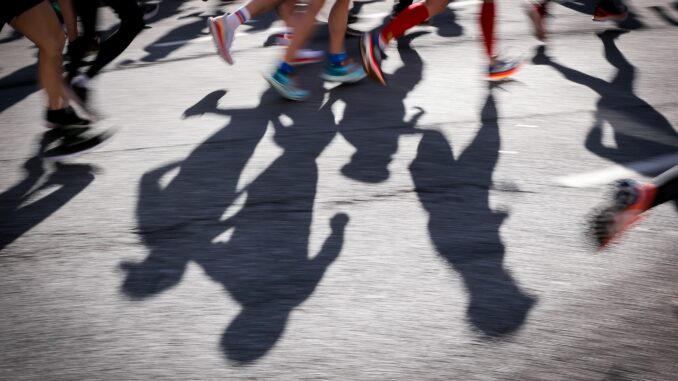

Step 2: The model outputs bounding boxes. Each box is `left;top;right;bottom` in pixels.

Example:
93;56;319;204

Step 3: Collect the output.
1;0;677;379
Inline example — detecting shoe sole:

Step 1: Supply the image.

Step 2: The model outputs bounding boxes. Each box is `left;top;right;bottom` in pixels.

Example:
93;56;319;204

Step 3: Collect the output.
597;211;645;249
320;70;367;83
263;75;308;101
487;63;521;81
208;17;234;65
42;127;116;161
359;33;386;86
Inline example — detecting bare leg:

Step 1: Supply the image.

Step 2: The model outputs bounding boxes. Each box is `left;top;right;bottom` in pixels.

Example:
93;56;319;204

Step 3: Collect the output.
328;0;350;54
11;1;67;110
283;0;325;63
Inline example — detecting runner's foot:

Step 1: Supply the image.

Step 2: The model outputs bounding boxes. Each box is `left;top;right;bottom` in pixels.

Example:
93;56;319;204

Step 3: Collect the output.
208;16;235;65
321;59;366;83
264;68;309;101
359;31;386;85
588;179;656;249
488;56;522;81
45;106;90;129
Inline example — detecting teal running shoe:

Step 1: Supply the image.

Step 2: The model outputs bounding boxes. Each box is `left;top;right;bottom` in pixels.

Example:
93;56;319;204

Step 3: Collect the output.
264;70;309;101
321;61;366;83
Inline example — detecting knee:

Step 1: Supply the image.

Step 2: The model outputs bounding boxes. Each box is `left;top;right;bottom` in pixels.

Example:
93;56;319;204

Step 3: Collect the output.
39;30;66;58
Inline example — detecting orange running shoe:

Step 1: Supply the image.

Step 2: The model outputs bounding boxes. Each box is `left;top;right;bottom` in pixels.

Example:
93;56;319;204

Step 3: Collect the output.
589;179;657;249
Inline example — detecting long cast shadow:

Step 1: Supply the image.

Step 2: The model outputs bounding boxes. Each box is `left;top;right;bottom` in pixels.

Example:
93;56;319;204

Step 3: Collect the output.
0;63;38;113
122;88;347;364
410;92;535;336
649;5;678;26
533;32;678;176
331;32;534;336
0;132;95;252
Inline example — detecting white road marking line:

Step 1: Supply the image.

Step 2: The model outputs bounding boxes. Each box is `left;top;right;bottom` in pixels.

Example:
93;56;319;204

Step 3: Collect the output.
556;153;678;188
499;150;519;154
515;124;538;128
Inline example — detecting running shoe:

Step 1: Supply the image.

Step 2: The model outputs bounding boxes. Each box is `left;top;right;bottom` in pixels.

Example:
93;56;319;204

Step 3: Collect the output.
321;60;366;83
526;1;548;41
359;31;386;86
43;126;113;160
588;179;657;249
487;57;522;81
264;70;309;101
291;49;325;65
592;2;628;22
45;106;90;129
208;16;235;65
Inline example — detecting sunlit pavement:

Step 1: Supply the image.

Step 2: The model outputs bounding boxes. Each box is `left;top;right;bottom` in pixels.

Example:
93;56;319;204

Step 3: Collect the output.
1;0;677;379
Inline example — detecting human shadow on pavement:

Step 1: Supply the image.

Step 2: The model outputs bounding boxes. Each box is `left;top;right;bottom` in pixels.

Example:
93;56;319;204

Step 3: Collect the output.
0;63;38;113
330;32;534;336
430;7;463;38
122;88;347;364
331;31;427;183
140;11;212;62
410;92;535;337
0;132;95;252
649;5;678;26
533;33;678;177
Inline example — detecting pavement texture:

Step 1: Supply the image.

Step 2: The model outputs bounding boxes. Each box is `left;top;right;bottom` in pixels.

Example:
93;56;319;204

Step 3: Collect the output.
1;0;677;379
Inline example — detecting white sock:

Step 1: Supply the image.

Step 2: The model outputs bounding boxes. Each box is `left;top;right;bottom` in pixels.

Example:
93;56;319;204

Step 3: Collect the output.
225;7;251;30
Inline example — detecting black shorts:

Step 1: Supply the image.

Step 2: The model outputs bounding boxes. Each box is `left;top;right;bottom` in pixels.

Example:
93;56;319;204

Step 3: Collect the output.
0;0;45;32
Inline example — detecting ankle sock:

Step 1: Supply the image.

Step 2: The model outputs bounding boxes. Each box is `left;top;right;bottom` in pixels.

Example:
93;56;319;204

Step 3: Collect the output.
277;61;295;75
226;7;251;29
328;52;347;66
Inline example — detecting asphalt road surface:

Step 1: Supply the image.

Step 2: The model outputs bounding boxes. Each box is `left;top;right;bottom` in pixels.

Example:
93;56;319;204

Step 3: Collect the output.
1;0;677;379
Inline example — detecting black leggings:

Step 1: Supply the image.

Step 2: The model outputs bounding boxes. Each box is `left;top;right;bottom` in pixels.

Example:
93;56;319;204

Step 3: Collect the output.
652;165;678;207
69;0;144;78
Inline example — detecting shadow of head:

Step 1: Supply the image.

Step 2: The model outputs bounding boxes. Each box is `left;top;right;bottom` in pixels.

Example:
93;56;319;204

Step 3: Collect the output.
467;283;536;337
222;304;293;364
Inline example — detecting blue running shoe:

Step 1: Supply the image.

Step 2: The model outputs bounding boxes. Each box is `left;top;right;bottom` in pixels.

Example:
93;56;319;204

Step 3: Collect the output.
264;70;309;101
321;61;366;83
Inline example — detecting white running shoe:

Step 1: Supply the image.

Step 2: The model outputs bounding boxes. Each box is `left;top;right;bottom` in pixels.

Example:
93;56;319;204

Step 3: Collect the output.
208;16;235;65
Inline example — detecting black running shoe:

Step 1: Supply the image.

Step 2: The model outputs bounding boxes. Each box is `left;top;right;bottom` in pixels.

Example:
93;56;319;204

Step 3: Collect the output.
43;126;113;160
45;106;90;129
